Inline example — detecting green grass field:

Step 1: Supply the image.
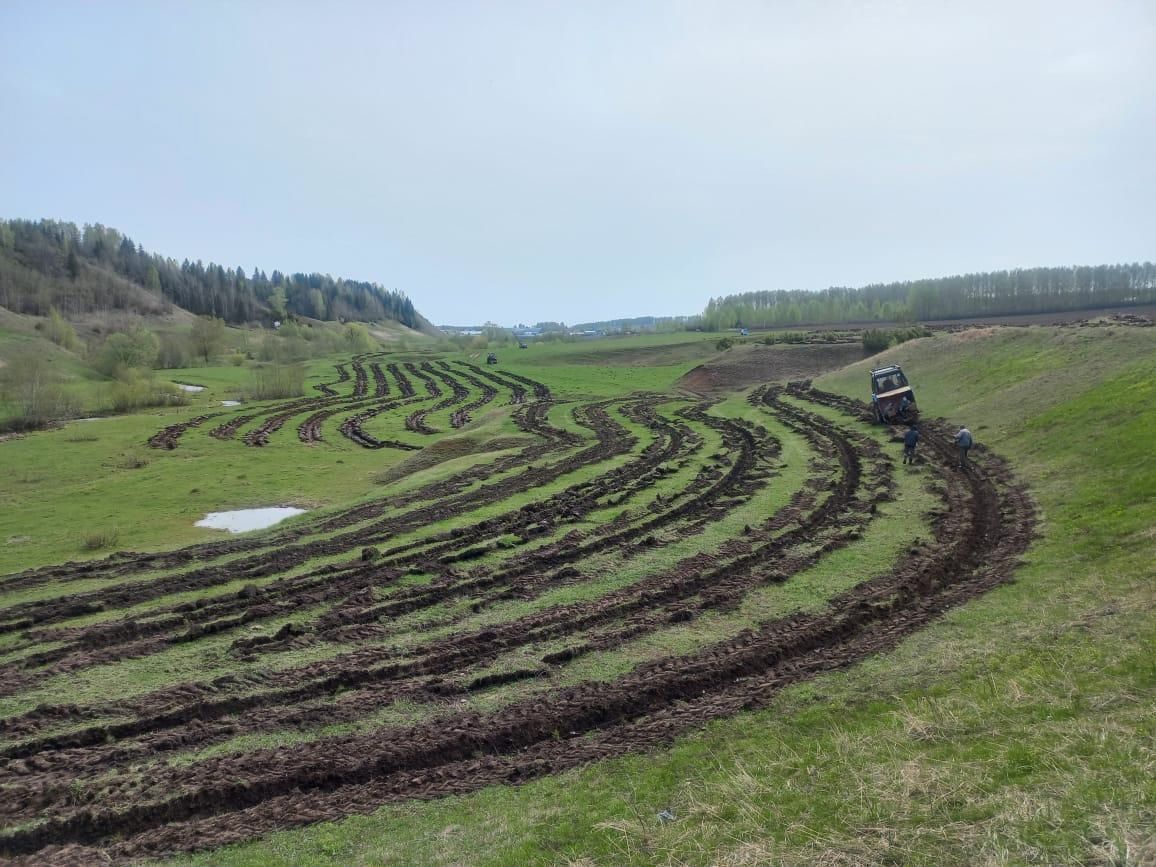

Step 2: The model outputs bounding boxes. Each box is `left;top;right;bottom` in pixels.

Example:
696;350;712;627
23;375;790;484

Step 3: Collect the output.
0;324;1152;865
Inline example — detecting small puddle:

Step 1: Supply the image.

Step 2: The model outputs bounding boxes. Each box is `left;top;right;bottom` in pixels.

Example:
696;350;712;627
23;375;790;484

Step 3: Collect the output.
195;507;306;533
220;400;241;407
175;383;206;393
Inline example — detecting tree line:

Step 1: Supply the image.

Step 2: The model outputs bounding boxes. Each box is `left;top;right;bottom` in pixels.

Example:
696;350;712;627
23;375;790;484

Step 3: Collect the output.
0;218;430;330
700;263;1156;330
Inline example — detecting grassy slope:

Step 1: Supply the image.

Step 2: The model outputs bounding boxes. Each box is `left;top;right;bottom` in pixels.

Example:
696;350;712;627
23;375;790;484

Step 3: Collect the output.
169;325;1155;866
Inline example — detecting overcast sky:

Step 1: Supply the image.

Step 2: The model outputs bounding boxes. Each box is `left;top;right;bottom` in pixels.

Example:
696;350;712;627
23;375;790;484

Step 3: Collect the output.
2;2;1154;325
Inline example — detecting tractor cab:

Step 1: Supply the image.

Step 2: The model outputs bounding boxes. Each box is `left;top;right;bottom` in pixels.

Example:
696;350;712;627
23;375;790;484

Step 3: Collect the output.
870;364;917;424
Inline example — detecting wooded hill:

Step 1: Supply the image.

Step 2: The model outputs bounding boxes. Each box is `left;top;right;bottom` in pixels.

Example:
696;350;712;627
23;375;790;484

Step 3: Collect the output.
701;263;1156;330
0;218;434;332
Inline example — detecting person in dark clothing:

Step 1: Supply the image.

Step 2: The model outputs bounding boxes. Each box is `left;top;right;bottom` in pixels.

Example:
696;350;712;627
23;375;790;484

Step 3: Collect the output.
953;425;973;468
902;425;919;464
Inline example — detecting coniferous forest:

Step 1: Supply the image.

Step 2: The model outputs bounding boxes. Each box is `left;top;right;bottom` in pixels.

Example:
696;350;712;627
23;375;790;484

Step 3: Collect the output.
0;219;431;330
700;263;1156;330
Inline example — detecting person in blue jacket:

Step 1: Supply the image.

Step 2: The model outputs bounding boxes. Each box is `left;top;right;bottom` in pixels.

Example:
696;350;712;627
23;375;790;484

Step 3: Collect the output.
902;424;920;464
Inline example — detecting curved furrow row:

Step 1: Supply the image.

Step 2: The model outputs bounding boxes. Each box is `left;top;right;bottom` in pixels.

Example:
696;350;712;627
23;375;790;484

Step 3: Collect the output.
0;397;805;760
0;367;558;597
0;400;776;773
146;413;224;450
387;363;415;397
209;413;257;440
369;362;390;398
437;361;497;426
0;400;639;687
242;395;336;447
456;361;527;404
349;358;369;399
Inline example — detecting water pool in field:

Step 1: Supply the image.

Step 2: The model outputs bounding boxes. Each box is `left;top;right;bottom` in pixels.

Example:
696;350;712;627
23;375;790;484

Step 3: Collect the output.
175;383;205;393
195;507;306;533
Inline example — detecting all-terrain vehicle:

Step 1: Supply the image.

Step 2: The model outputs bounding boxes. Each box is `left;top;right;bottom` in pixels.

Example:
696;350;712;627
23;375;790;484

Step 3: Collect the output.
486;352;498;365
870;364;917;423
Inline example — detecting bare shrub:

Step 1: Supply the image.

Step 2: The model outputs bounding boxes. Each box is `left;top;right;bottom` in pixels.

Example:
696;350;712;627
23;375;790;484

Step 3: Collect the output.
101;371;189;413
82;528;120;551
247;363;305;400
0;351;80;431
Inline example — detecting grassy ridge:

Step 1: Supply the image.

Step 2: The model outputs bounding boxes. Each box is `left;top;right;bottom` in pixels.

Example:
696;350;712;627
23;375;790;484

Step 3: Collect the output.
165;325;1155;866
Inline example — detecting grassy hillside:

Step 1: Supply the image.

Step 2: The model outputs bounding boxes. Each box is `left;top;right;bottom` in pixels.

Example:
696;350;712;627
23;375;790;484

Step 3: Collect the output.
156;325;1153;866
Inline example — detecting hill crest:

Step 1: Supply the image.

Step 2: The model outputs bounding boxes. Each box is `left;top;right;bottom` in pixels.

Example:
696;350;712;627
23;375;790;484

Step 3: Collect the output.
0;218;437;333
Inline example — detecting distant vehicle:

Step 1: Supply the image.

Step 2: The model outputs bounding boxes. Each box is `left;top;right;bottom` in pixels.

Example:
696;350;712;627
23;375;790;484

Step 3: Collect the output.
518;342;528;349
486;352;498;365
739;328;749;337
870;364;917;423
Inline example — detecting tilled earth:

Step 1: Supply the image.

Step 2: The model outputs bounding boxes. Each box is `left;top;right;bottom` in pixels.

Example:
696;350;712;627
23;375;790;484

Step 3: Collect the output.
0;360;1036;864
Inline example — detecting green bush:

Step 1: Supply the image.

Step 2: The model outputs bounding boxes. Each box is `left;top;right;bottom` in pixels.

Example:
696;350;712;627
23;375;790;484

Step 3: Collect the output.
96;328;159;376
248;362;305;400
716;337;735;351
862;329;891;353
103;371;189;413
46;307;81;352
862;325;931;354
0;352;80;431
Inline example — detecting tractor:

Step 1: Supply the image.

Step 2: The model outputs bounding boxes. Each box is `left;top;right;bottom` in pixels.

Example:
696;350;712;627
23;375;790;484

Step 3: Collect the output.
870;364;917;424
486;352;498;365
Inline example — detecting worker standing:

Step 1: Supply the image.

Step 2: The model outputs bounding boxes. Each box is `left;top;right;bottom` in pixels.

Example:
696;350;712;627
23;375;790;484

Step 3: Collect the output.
902;425;919;464
953;425;973;469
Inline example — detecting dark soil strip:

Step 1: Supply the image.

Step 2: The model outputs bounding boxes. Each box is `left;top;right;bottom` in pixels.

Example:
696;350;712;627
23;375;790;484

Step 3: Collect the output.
146;413;223;450
369;363;390;398
456;362;527;404
388;364;415;398
349;359;369;399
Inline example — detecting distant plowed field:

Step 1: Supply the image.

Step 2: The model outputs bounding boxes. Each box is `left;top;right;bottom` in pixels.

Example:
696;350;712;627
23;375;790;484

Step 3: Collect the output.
0;353;1037;864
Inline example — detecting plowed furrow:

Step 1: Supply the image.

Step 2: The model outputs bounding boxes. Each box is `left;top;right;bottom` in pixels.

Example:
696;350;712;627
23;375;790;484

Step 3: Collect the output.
456;361;527;403
369;362;390;397
349;359;369;399
146;413;223;450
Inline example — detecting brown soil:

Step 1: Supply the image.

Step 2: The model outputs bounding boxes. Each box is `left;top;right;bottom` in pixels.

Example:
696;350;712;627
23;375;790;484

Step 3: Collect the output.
679;343;866;394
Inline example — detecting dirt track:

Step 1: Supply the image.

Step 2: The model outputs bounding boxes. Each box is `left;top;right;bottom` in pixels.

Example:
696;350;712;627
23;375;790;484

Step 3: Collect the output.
0;364;1036;863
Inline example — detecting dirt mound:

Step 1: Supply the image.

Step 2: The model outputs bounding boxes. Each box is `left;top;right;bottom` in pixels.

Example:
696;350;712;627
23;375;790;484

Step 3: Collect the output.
679;343;865;394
